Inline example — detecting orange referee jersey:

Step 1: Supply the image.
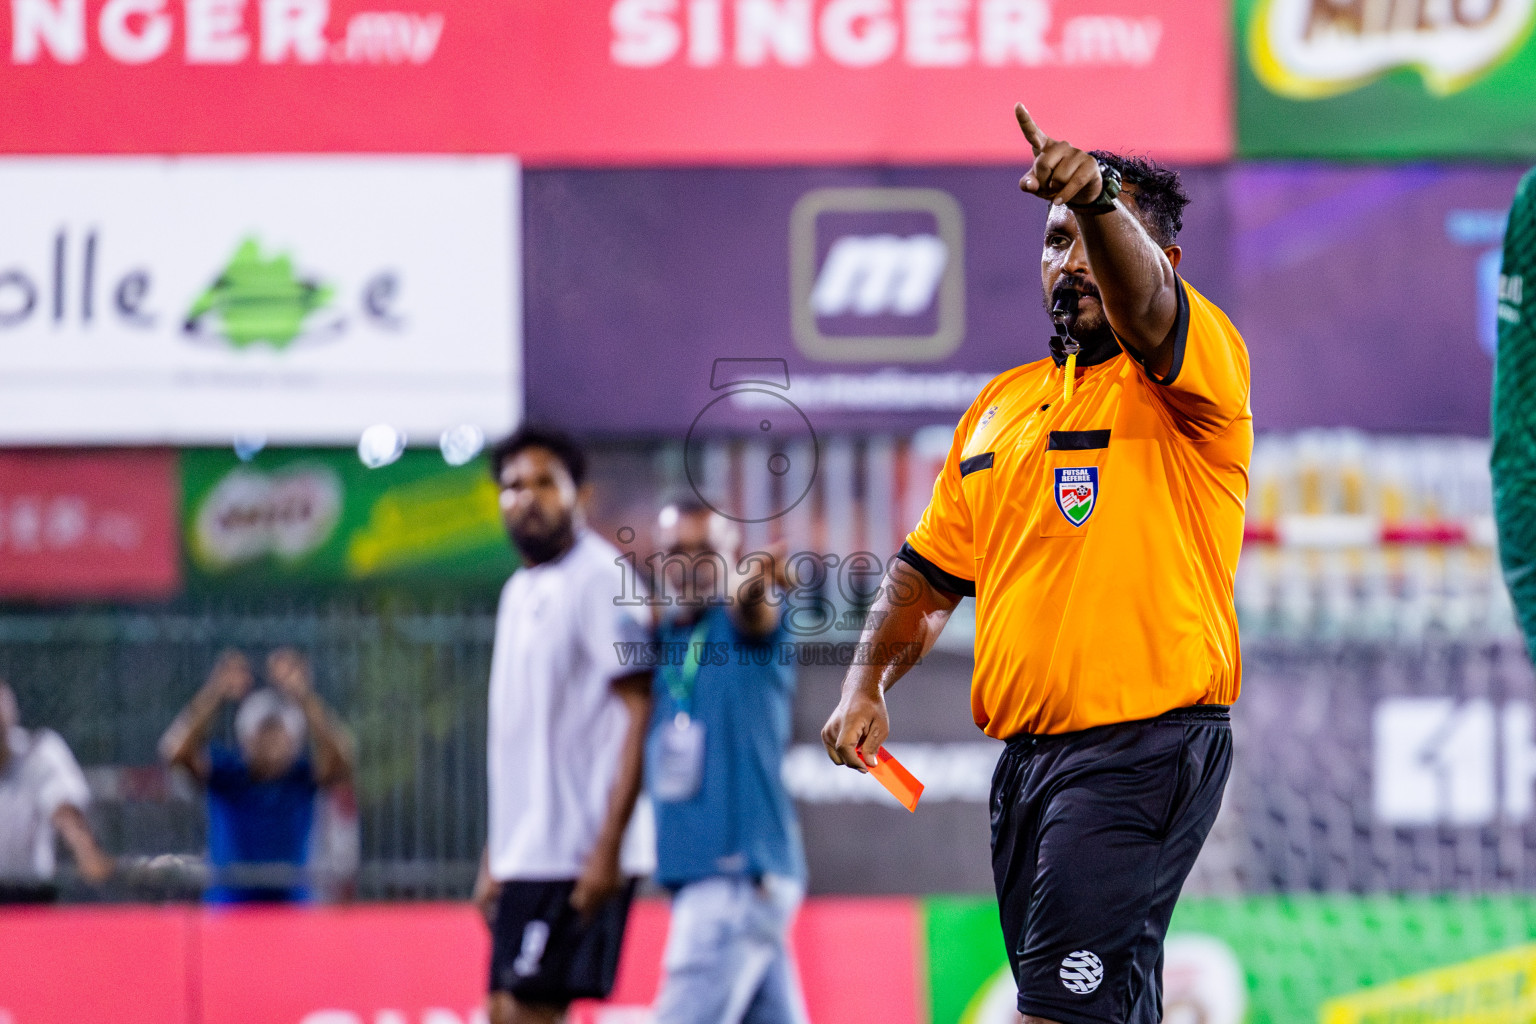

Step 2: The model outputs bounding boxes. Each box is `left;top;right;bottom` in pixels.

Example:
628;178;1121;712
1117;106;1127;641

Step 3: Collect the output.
903;278;1252;738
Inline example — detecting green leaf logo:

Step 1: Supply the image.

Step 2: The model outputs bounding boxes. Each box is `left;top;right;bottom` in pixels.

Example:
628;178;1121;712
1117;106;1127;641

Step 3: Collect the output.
185;237;336;350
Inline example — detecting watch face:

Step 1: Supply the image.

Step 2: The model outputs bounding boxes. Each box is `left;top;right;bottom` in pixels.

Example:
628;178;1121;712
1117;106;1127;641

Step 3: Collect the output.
1100;167;1122;202
1070;164;1121;211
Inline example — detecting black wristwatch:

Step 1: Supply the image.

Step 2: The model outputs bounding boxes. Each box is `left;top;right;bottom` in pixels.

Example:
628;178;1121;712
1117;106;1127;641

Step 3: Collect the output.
1069;162;1122;214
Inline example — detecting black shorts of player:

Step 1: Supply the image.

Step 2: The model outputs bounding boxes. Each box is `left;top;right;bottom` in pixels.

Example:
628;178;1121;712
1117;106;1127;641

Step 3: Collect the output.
991;704;1232;1024
488;878;638;1007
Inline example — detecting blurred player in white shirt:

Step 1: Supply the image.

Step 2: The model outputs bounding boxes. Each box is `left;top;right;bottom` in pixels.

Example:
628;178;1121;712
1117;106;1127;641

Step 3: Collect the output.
473;426;654;1024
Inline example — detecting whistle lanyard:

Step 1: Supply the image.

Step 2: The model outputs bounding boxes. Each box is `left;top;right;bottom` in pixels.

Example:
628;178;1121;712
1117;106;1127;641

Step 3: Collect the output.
1061;350;1078;406
664;620;710;720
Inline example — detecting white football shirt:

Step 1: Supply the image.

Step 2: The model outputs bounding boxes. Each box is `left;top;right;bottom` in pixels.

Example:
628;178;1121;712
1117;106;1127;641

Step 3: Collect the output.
0;726;91;880
487;529;655;881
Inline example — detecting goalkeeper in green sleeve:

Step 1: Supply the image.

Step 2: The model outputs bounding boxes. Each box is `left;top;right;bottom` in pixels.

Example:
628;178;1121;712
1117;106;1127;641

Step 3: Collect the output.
1494;166;1536;660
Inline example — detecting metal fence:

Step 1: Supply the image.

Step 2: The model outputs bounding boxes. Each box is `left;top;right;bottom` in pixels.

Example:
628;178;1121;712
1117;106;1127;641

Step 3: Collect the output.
0;592;494;901
7;589;1536;905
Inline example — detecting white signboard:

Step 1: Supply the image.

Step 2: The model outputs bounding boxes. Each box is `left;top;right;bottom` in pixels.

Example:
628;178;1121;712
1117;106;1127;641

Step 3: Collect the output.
0;157;519;444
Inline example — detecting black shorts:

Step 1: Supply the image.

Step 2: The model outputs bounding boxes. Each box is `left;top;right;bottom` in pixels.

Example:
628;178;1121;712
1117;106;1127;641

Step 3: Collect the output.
488;878;638;1006
990;704;1232;1024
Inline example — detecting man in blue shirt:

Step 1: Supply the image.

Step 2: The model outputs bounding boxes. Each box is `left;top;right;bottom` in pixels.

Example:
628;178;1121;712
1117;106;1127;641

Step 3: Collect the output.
646;497;808;1024
160;648;354;903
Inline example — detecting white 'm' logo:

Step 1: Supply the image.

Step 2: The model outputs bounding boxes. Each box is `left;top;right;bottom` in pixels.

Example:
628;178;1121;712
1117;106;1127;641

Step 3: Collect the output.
1059;950;1104;994
811;234;948;317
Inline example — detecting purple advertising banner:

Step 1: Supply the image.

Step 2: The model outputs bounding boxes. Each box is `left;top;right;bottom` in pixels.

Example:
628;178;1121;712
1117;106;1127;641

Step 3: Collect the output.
524;166;1230;436
1232;164;1524;434
525;165;1523;436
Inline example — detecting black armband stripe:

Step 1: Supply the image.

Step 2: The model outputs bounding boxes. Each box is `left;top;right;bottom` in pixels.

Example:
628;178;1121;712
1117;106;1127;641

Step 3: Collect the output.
1047;430;1111;451
895;541;975;598
959;452;994;477
1121;276;1190;387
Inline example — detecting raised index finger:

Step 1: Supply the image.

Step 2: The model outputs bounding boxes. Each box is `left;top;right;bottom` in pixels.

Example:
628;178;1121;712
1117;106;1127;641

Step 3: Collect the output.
1015;102;1050;156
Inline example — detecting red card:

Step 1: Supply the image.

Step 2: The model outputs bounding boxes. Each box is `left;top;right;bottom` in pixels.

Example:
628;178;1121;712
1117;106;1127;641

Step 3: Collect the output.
860;746;924;812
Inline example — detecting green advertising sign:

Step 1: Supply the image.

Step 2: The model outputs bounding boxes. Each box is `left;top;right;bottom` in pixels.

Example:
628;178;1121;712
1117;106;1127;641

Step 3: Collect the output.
925;895;1536;1024
1237;0;1536;158
181;449;518;588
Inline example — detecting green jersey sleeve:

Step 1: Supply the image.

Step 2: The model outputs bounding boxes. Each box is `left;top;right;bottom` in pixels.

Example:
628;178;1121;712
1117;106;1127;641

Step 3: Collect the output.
1493;166;1536;661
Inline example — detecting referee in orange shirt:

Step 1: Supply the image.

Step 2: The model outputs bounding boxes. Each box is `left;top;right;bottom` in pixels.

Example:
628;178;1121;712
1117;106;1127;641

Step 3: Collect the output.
823;104;1251;1024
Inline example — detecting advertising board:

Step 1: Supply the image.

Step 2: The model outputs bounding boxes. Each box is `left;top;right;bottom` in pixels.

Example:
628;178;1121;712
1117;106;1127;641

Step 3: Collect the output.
524;165;1229;435
1237;0;1536;158
180;448;517;588
0;0;1232;163
928;894;1536;1024
527;164;1521;436
0;157;519;446
0;901;920;1024
0;449;179;599
5;898;1535;1023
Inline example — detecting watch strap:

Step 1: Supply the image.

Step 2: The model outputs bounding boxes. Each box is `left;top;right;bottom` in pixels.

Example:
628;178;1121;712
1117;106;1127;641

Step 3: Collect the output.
1069;162;1122;214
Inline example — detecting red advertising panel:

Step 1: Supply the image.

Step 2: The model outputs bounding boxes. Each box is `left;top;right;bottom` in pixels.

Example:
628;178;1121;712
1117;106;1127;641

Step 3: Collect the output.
574;897;923;1023
793;898;924;1023
0;907;192;1024
0;0;1232;162
0;449;179;600
0;900;923;1024
198;905;489;1024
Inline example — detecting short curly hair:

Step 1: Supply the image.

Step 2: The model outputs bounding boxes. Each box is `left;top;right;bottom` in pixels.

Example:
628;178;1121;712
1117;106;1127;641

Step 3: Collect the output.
1088;150;1190;248
488;425;588;487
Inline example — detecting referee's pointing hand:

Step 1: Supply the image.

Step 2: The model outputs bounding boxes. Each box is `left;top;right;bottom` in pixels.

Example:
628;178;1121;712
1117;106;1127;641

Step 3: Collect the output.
1015;102;1104;209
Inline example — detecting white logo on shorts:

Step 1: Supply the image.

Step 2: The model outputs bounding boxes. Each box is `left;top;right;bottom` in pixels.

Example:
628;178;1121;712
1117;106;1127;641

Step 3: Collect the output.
1059;950;1104;994
513;919;550;977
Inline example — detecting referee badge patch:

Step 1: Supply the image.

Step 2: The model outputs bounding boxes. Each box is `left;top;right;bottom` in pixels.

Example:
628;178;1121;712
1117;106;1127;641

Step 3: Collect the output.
1054;467;1099;526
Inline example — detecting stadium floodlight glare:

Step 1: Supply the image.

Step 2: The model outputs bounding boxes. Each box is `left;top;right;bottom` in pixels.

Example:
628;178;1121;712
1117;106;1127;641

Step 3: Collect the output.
439;424;486;467
232;434;267;462
358;424;406;469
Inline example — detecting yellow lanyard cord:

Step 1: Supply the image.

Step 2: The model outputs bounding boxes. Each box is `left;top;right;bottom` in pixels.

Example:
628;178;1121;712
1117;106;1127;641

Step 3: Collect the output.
1061;351;1077;406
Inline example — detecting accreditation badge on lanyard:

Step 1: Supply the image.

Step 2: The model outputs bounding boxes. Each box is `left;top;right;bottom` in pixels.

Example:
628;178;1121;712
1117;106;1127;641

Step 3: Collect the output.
654;620;709;803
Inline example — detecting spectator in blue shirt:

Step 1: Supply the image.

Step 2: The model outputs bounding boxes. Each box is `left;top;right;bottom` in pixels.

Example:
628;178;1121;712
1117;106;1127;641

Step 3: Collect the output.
160;648;353;903
646;497;809;1024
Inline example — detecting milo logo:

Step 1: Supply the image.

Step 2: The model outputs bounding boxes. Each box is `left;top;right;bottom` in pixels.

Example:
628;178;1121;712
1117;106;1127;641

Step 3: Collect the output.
1250;0;1536;97
192;464;344;570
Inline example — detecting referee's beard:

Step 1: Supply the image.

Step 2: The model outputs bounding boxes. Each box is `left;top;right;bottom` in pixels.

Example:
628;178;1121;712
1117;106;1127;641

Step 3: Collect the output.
509;510;577;566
